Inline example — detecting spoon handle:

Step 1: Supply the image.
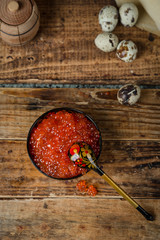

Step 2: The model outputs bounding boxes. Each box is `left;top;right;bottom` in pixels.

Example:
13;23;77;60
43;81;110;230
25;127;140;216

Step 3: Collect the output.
96;167;154;221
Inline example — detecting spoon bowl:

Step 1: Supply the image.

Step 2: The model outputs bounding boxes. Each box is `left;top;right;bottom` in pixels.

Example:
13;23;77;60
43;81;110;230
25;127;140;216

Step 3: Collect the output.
69;142;154;221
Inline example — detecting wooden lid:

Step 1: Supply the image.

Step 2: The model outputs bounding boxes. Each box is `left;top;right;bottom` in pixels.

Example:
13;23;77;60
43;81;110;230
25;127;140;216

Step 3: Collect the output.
0;0;32;26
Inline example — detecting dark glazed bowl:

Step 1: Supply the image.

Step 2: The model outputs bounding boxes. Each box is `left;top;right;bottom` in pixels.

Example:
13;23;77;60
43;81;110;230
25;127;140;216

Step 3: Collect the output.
27;107;102;180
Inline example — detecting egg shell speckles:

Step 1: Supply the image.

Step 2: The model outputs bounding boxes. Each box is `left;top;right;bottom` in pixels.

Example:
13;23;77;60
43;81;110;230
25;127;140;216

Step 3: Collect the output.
95;32;119;52
119;3;139;27
99;5;119;32
116;40;138;62
117;84;141;105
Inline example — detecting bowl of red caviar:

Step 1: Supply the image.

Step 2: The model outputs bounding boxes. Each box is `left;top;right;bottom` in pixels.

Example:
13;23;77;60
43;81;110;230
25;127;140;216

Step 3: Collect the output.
27;107;102;180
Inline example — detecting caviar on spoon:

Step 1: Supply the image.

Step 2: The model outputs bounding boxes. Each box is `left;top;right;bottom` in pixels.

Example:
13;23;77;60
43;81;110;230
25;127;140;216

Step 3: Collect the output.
68;142;154;221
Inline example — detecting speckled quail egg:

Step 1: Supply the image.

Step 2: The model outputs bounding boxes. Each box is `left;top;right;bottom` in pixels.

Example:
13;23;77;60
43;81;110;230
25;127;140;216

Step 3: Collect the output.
119;3;139;27
95;32;119;52
116;40;138;62
117;84;141;105
99;5;119;32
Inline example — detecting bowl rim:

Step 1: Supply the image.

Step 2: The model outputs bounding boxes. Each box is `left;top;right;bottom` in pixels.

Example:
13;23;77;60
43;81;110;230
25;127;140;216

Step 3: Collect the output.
27;107;102;180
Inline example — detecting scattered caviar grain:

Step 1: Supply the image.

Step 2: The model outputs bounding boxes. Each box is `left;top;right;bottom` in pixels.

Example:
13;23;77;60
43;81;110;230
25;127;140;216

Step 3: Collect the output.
87;185;98;196
76;181;98;197
76;180;88;192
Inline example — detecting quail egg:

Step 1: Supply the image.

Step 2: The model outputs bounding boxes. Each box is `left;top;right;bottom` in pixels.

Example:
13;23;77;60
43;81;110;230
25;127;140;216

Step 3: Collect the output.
99;5;119;32
116;40;138;62
119;3;139;27
117;84;141;105
95;32;119;52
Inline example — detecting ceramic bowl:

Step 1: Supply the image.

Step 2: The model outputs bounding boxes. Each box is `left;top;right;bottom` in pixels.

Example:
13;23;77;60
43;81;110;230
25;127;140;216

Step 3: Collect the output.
27;107;102;180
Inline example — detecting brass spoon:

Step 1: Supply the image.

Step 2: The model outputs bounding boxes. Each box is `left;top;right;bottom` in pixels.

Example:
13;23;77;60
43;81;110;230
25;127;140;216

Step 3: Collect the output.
68;142;154;221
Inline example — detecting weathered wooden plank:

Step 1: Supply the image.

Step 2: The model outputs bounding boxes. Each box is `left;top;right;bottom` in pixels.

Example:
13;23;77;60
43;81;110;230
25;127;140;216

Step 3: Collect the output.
0;199;159;240
0;140;160;198
0;88;160;140
0;0;160;85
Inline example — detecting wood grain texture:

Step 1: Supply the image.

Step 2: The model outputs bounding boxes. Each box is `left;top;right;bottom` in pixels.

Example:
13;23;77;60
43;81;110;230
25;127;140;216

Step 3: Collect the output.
0;87;160;240
0;88;160;199
0;88;160;140
0;0;40;46
0;199;160;240
0;140;160;198
0;0;160;85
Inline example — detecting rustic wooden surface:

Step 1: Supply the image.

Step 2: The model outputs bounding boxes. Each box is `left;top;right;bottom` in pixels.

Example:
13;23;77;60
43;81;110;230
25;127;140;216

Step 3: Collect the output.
0;0;160;85
0;88;160;239
1;88;160;140
1;199;159;240
0;0;160;238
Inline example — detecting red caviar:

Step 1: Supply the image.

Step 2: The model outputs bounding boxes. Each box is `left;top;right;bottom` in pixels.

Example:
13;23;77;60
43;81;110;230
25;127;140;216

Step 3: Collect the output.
87;185;98;196
76;180;98;196
29;110;100;179
76;180;88;192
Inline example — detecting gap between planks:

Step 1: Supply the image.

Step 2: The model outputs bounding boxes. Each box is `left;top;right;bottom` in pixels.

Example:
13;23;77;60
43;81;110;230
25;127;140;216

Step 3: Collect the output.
1;196;160;200
1;138;160;141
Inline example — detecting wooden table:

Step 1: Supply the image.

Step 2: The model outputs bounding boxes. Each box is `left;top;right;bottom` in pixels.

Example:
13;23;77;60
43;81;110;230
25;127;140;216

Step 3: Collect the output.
0;1;160;239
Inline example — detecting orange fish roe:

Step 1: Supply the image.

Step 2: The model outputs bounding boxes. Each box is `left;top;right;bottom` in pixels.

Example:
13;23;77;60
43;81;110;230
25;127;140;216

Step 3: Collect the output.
76;180;98;196
87;185;98;196
76;180;88;192
29;110;100;179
